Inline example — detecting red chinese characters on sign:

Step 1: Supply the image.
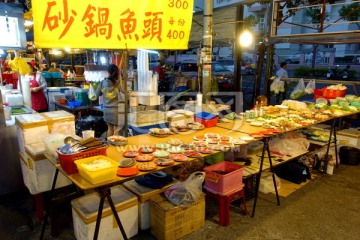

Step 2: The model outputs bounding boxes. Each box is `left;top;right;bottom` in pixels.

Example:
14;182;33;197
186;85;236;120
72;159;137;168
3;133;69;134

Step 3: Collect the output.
42;0;77;40
117;8;139;41
142;12;163;42
41;1;172;44
81;5;112;39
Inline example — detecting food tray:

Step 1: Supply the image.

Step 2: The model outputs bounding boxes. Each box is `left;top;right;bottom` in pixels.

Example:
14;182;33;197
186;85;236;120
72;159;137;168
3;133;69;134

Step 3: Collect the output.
57;146;107;175
74;155;119;184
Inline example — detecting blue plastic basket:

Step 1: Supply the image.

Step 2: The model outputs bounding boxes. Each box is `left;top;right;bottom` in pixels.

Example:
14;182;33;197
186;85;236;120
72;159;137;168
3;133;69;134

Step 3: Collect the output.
67;101;82;108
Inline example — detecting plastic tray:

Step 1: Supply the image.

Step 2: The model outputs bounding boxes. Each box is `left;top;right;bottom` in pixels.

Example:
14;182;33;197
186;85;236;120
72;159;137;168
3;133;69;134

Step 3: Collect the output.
204;161;244;193
194;112;219;128
74;155;119;184
57;146;107;174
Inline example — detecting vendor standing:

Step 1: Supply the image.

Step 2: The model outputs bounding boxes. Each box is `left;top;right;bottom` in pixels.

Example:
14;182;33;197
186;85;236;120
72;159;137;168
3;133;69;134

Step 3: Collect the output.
95;64;124;137
29;63;48;112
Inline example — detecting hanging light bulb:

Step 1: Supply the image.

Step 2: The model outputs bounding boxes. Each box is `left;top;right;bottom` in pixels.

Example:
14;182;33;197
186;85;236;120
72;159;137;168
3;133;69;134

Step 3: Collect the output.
239;30;253;47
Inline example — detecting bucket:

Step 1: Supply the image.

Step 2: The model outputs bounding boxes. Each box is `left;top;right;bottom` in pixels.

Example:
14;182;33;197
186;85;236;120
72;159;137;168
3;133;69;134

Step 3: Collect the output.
339;146;360;165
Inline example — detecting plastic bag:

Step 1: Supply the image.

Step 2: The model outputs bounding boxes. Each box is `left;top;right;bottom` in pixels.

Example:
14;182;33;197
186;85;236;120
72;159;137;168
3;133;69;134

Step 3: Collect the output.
88;83;97;101
290;78;306;99
270;77;285;94
259;172;281;194
305;79;316;94
165;171;205;207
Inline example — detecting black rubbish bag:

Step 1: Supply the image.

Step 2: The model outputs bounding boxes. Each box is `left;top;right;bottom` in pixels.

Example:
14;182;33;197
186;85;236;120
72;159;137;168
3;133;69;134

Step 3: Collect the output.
135;171;174;189
275;160;310;184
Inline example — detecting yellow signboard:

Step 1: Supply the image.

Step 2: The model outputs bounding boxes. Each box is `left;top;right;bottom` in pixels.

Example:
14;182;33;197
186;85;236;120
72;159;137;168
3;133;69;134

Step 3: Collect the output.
32;0;194;49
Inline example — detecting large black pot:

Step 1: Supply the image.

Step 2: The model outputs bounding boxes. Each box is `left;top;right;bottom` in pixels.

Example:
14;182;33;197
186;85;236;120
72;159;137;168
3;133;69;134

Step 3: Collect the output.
339;146;360;165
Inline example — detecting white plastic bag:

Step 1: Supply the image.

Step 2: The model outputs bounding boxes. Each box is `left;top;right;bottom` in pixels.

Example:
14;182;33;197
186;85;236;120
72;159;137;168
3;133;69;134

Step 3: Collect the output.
305;79;316;94
165;171;205;207
259;172;281;194
290;78;306;99
270;77;285;94
88;83;97;100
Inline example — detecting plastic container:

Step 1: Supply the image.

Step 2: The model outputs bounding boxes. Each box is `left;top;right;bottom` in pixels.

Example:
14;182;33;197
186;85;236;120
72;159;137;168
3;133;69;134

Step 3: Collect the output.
313;88;324;100
67;100;82;108
57;146;108;174
203;161;244;193
74;155;119;184
194;112;219;128
323;88;346;99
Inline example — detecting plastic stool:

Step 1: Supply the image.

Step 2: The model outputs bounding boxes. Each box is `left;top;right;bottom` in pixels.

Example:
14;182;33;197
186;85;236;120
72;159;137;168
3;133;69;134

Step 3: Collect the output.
204;184;247;226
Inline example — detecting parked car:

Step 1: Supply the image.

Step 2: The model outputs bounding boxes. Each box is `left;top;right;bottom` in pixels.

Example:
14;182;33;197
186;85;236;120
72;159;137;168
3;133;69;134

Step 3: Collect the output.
286;52;322;64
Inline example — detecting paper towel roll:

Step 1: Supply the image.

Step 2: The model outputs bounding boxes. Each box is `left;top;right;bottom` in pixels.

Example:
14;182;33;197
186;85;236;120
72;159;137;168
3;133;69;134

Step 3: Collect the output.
197;93;203;106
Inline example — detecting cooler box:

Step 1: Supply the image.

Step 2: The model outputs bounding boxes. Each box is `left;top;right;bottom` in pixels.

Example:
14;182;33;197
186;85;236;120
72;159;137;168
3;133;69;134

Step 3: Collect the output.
150;194;205;240
71;185;138;240
337;128;360;148
123;178;179;230
15;114;49;155
20;143;71;195
40;110;75;134
204;161;244;193
74;89;90;106
194;112;219;128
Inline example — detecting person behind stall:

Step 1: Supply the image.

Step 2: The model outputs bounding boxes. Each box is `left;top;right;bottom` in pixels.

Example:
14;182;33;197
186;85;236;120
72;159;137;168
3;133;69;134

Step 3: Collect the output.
276;62;288;104
66;66;76;80
342;65;351;80
48;62;58;72
96;64;124;137
253;95;268;109
29;63;48;112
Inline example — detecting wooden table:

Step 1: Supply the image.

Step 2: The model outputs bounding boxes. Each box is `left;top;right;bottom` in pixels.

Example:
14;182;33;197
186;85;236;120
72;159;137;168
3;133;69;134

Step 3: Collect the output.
41;110;360;238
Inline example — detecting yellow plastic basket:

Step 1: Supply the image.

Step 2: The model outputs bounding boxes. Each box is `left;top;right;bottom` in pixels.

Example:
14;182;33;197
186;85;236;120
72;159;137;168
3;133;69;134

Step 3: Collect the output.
74;155;119;184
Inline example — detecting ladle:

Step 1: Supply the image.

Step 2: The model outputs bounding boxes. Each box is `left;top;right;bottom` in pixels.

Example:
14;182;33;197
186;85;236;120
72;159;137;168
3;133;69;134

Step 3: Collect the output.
64;136;79;145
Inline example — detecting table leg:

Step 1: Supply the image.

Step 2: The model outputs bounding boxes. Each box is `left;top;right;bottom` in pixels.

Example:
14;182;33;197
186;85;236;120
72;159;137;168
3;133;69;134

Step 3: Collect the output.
251;138;268;218
40;168;59;240
266;139;280;206
325;119;338;168
94;187;128;240
93;190;105;240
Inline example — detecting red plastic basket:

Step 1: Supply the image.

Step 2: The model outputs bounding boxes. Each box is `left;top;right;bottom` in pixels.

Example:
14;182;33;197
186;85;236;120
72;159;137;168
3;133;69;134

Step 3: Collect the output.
313;88;325;100
57;146;108;174
204;161;244;193
323;88;346;99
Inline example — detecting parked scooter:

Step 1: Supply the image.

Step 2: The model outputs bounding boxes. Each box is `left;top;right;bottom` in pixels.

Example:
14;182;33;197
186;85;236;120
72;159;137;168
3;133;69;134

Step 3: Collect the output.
326;66;338;80
342;65;350;80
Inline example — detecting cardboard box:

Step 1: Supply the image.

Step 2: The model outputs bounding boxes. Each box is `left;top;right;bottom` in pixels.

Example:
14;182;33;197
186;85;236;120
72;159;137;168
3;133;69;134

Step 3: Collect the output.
128;110;166;125
137;95;160;106
123;179;179;230
71;185;138;240
166;110;194;126
150;194;205;240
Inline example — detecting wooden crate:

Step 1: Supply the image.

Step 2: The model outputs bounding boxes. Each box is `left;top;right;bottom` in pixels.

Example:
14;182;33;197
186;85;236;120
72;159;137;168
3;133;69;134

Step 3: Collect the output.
150;194;205;240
